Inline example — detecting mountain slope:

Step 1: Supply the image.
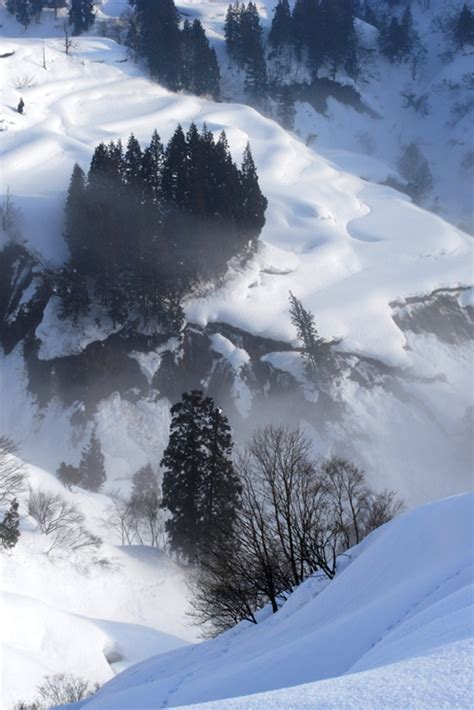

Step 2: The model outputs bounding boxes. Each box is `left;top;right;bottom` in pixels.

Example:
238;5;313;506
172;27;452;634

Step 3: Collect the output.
0;4;472;504
73;492;474;709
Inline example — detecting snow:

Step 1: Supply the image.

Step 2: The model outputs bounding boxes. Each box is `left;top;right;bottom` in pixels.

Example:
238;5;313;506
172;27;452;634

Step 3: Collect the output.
0;460;197;707
0;3;473;706
71;492;474;709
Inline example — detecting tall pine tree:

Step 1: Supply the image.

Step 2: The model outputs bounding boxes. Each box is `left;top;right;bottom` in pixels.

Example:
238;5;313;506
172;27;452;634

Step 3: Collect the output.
161;391;240;561
79;431;106;492
130;0;181;89
69;0;96;36
239;143;267;244
268;0;293;50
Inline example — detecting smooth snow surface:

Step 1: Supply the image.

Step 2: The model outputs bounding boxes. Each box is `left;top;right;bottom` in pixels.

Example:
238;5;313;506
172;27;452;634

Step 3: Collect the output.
0;462;196;708
74;493;474;709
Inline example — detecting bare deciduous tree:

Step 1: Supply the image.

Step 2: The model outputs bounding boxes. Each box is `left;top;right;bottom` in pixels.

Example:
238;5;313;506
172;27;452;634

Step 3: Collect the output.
37;673;94;705
0;436;26;505
28;489;101;555
0;188;22;241
103;490;137;546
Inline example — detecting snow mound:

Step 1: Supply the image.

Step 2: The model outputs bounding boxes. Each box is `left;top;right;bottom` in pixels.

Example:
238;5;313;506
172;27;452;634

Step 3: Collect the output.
74;492;474;709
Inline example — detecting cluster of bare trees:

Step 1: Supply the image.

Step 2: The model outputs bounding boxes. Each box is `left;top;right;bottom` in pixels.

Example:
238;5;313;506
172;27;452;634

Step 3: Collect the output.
0;436;26;506
103;465;166;548
191;426;403;635
14;672;98;710
27;489;101;556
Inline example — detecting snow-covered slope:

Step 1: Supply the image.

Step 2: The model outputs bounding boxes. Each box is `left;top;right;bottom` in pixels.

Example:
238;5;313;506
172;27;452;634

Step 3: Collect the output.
0;460;196;708
0;2;472;504
72;492;474;709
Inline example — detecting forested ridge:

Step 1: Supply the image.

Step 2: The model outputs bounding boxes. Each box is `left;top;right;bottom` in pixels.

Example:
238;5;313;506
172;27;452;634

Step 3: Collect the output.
57;124;267;330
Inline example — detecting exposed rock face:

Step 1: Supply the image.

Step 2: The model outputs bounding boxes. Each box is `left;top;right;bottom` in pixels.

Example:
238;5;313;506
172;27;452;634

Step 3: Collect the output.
1;252;472;503
391;288;474;344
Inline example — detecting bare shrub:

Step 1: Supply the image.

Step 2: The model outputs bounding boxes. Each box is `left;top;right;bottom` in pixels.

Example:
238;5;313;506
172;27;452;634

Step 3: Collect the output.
37;673;93;704
0;436;26;505
12;73;36;90
0;187;22;241
28;489;101;555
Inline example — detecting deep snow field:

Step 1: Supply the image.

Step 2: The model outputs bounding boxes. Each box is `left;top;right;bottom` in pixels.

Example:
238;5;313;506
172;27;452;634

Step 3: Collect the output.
0;1;473;708
73;492;474;709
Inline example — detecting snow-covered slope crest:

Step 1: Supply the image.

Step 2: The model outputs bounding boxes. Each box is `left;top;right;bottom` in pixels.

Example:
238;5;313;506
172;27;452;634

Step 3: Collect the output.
74;492;474;709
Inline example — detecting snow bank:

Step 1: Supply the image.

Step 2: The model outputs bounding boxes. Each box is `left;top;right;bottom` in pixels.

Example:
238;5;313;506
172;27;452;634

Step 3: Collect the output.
74;492;474;709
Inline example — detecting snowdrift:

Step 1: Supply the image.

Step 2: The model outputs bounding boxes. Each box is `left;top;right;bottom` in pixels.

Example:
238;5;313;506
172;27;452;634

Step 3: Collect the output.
75;492;474;709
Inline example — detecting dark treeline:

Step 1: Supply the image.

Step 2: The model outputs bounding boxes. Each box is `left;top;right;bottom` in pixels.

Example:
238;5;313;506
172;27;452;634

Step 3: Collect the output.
6;0;95;33
127;0;220;97
225;0;359;104
59;125;267;328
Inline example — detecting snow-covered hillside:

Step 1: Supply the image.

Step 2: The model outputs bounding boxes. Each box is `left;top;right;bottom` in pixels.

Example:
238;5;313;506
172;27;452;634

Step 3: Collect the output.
1;2;473;707
72;492;474;709
0;458;196;708
0;2;472;505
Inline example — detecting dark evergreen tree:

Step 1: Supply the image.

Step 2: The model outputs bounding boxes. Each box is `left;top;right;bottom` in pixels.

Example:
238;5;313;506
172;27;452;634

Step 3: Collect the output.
57;461;81;489
161;124;188;210
268;0;293;50
224;1;241;64
30;0;44;23
142;129;164;204
398;143;433;201
161;391;239;561
289;290;333;382
239;143;267;243
69;0;95;35
276;86;295;130
6;0;18;16
124;133;143;198
241;2;268;105
130;464;159;514
16;0;31;28
200;405;241;553
0;498;20;550
64;163;87;266
454;3;474;49
161;390;214;561
321;0;358;76
361;0;379;28
292;0;324;71
181;19;221;98
129;0;181;89
400;5;416;57
79;431;106;492
17;98;25;114
379;15;403;61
